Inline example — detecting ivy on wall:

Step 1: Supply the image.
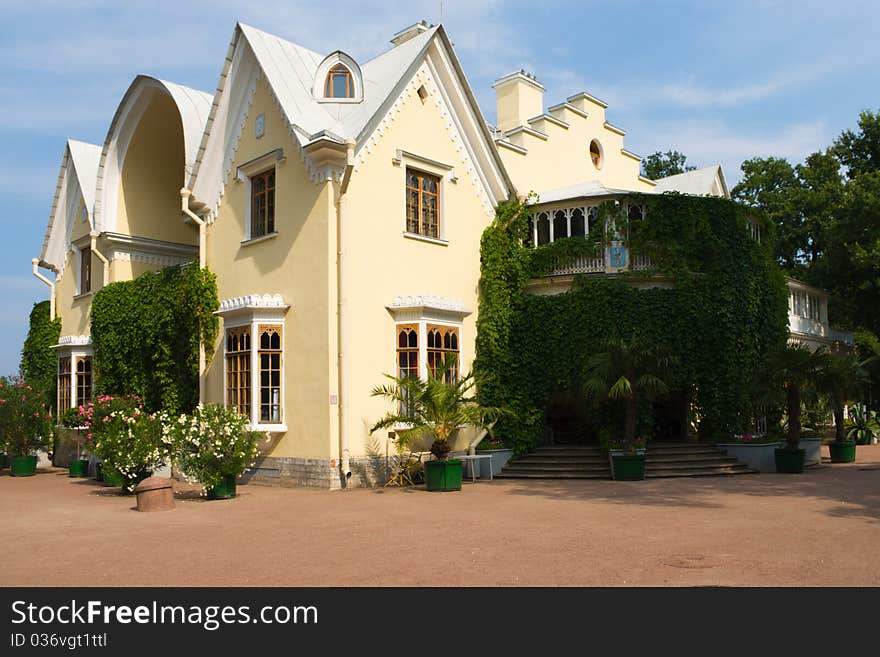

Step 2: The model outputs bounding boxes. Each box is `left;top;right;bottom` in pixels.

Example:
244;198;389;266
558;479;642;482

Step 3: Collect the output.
90;265;219;415
19;300;62;407
475;194;789;454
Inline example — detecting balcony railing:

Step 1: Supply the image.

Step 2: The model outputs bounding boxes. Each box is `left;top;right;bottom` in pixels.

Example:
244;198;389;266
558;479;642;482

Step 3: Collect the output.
542;245;653;277
550;252;606;275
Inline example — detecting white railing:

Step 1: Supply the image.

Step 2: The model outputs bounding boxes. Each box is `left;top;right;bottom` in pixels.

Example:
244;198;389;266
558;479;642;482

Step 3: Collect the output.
631;253;652;271
550;252;606;275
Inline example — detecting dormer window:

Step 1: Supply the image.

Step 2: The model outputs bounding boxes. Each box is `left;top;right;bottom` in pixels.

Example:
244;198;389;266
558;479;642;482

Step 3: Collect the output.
324;64;354;99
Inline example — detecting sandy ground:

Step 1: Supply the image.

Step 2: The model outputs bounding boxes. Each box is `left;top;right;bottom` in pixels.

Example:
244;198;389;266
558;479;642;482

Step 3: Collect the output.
3;445;879;587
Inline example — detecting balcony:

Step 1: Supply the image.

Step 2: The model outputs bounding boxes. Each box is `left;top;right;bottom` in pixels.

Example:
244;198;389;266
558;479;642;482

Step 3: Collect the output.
544;243;652;277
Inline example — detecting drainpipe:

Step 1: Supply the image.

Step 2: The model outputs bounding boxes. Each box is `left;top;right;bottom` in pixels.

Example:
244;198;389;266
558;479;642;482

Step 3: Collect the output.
180;188;206;269
468;421;497;455
31;258;56;320
89;231;109;287
337;140;356;485
180;188;208;404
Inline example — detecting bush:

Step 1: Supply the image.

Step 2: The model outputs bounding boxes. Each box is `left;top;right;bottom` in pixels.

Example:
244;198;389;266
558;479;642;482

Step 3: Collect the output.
74;394;170;491
0;377;54;456
169;404;264;490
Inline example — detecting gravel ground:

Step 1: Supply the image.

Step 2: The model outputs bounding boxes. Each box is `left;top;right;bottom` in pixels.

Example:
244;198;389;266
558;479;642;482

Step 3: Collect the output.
3;444;879;587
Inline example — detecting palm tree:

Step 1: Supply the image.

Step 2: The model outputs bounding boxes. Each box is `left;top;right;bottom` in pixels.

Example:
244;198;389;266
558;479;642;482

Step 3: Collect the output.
765;344;824;449
815;351;867;442
370;354;504;460
583;336;672;452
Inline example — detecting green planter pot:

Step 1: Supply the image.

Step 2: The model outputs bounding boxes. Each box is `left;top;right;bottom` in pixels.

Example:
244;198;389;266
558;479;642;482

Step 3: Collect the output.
100;467;122;487
207;475;237;500
69;458;90;478
775;448;805;473
610;453;646;481
0;454;8;469
424;459;463;492
829;440;856;463
11;455;37;477
95;462;105;482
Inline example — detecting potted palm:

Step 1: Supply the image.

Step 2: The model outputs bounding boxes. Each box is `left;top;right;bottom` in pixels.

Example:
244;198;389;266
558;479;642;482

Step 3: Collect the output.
170;404;264;499
765;344;823;473
370;355;503;492
583;336;672;481
0;378;53;476
845;405;879;447
815;352;866;463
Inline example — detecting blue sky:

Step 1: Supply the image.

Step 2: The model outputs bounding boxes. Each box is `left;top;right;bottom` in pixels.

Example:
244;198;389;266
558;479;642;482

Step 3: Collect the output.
1;0;879;375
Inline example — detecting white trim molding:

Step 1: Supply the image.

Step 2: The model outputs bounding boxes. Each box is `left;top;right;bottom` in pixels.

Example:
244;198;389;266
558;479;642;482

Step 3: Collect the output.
386;295;471;324
313;51;364;103
215;293;290;321
53;335;92;348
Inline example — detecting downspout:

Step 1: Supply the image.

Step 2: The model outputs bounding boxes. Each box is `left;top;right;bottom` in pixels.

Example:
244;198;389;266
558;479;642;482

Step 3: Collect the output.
89;231;109;287
31;259;56;320
180;188;208;403
337;140;356;485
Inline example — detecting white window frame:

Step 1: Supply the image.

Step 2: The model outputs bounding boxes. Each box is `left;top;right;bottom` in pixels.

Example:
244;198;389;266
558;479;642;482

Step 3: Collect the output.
53;338;93;410
235;148;285;243
216;295;290;432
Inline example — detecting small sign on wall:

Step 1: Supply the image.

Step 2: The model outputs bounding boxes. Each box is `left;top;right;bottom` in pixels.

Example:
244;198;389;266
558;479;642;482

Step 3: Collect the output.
255;114;265;139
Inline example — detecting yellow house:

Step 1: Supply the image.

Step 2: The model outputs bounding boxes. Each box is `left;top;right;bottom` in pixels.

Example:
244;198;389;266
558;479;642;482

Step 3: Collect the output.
36;19;850;488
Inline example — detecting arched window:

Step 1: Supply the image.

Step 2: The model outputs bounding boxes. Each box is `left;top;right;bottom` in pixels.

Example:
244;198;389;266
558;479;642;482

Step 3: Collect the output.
324;64;354;99
589;140;602;168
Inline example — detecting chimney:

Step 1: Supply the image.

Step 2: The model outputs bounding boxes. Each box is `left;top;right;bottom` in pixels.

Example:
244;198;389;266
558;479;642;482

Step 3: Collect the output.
390;21;430;47
493;70;544;133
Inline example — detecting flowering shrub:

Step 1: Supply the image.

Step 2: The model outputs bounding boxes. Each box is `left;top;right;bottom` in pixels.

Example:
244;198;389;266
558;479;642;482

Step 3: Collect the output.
728;432;778;444
476;435;509;450
607;435;647;454
169;404;264;490
71;394;170;490
0;376;54;456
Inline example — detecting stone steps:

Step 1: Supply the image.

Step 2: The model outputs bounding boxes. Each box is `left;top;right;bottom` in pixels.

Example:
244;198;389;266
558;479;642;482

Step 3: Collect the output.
498;442;755;481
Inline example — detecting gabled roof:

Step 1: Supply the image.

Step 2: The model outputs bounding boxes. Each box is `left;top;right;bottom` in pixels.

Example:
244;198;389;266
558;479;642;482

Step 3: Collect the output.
652;164;730;199
94;75;212;232
191;22;514;212
40;139;102;273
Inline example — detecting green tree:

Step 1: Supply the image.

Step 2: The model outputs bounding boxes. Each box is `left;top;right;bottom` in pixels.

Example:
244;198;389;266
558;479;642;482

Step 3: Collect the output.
583;337;672;451
369;356;504;460
765;344;824;448
19;300;61;409
815;351;867;441
641;150;696;180
834;109;880;178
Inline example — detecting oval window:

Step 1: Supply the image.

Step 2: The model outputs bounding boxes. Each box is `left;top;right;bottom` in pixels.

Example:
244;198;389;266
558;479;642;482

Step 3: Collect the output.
589;140;602;169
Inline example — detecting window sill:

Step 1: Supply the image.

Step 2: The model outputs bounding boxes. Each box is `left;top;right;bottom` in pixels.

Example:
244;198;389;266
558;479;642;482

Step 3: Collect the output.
241;232;279;248
248;423;287;433
72;292;93;302
403;232;448;247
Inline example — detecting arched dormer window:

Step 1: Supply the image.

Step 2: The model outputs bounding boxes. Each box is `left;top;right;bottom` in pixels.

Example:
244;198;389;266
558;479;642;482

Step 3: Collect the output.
314;52;363;103
325;64;354;99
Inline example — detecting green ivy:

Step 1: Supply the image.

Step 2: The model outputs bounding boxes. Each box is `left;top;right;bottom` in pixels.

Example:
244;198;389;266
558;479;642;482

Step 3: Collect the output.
19;300;62;409
90;265;219;415
475;194;789;455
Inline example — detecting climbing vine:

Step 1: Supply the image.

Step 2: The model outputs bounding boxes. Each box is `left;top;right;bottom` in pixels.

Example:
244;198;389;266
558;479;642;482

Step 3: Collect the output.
19;300;62;408
90;265;219;415
475;193;789;455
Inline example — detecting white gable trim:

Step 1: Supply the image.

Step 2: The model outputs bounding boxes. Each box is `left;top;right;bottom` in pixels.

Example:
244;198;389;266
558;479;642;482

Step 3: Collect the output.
313;51;364;103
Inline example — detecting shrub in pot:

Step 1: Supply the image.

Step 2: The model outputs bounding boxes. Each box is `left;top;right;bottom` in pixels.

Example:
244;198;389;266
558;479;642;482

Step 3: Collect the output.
0;377;53;476
845;405;878;450
765;344;824;473
583;337;672;481
80;395;169;494
370;355;504;492
169;404;264;499
816;353;867;464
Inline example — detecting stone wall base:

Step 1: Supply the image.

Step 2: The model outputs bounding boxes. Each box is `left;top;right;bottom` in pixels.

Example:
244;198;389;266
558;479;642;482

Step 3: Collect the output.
240;455;398;490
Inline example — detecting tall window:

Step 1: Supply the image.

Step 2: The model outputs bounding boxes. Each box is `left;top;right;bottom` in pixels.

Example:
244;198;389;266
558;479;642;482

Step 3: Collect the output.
405;169;440;238
75;357;92;405
250;169;275;239
58;357;71;410
258;326;282;424
225;327;251;417
396;325;419;416
426;325;459;383
80;247;91;294
324;64;354;98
